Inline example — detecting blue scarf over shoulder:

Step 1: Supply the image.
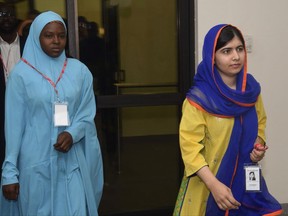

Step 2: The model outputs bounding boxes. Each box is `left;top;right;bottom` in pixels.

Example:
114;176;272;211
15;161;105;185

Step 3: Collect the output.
187;24;282;216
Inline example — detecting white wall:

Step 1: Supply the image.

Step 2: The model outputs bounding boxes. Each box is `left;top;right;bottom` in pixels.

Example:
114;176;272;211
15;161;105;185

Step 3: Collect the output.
197;0;288;203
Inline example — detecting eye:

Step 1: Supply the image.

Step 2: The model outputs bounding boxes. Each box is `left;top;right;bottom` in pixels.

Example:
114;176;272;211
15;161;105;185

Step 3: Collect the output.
44;33;53;39
221;49;231;54
236;46;244;52
59;33;66;39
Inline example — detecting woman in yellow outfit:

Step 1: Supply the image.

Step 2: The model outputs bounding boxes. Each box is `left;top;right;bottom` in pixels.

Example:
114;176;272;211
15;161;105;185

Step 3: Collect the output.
173;24;282;216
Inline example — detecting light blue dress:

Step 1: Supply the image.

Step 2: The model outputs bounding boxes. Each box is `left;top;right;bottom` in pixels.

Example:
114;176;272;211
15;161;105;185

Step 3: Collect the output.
0;11;103;216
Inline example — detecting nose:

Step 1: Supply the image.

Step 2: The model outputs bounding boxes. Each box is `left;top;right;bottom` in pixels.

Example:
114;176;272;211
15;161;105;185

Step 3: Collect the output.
232;50;240;61
53;36;60;44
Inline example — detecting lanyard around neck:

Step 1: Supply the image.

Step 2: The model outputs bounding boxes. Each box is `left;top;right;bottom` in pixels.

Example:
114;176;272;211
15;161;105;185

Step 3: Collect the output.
21;57;68;101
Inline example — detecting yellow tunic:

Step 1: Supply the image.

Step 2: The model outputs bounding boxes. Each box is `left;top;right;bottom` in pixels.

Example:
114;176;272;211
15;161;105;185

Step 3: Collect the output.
173;95;266;216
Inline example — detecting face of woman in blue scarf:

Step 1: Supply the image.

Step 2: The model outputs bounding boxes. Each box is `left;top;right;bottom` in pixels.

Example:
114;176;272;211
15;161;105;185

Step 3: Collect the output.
214;36;245;85
39;21;66;58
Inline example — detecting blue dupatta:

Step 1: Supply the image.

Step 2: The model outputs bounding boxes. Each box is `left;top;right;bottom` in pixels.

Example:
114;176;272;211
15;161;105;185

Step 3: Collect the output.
187;24;282;216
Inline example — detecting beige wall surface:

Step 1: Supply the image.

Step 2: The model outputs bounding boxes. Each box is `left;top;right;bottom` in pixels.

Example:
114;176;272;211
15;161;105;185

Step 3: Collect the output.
197;0;288;203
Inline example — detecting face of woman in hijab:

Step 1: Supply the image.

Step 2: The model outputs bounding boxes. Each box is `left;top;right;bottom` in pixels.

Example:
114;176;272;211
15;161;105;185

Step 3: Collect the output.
214;36;245;80
39;21;66;58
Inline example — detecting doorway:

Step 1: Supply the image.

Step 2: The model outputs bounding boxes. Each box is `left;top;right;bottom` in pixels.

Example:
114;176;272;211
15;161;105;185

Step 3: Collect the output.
75;0;195;215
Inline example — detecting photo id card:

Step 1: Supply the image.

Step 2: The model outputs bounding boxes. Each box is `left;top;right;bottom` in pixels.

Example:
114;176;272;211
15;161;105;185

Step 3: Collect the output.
244;164;261;192
54;102;70;127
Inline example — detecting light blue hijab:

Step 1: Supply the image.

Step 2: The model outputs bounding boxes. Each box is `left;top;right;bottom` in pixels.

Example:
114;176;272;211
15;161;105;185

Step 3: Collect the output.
22;11;66;70
1;11;103;216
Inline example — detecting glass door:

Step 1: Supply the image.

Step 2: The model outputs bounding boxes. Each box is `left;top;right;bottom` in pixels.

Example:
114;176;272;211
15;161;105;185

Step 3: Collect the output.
98;1;179;215
75;0;195;215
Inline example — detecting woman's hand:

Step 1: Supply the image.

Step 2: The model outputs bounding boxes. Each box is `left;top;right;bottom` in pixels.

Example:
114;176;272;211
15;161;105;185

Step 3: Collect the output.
54;131;73;153
2;183;20;200
197;166;241;210
209;179;241;210
250;143;268;162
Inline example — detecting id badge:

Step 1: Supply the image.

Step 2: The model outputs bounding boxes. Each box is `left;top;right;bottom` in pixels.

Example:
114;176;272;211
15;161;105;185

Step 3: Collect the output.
53;102;70;127
244;164;261;192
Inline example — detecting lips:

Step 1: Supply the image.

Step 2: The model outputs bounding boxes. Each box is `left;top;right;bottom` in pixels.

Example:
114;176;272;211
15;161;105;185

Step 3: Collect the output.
51;48;61;52
230;64;241;68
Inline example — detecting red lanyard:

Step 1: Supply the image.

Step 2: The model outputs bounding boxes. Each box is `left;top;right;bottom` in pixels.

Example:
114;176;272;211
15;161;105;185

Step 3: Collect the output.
21;57;68;100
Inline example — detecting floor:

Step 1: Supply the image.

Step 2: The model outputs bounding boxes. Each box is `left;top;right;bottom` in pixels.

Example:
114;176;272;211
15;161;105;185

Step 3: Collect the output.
97;134;181;216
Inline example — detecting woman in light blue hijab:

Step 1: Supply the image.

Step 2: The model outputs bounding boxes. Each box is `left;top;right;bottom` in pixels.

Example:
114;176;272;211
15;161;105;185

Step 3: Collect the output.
0;11;103;215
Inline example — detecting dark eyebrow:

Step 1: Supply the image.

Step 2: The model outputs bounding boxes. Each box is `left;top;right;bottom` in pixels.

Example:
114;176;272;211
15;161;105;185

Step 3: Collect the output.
219;47;232;52
43;30;66;34
220;44;244;51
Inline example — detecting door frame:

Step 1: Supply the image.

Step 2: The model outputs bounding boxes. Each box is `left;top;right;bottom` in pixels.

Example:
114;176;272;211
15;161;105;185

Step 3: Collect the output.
65;0;195;214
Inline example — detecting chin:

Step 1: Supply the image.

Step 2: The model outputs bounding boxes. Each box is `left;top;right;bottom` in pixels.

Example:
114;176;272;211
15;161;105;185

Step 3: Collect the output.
46;51;63;58
52;54;61;58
